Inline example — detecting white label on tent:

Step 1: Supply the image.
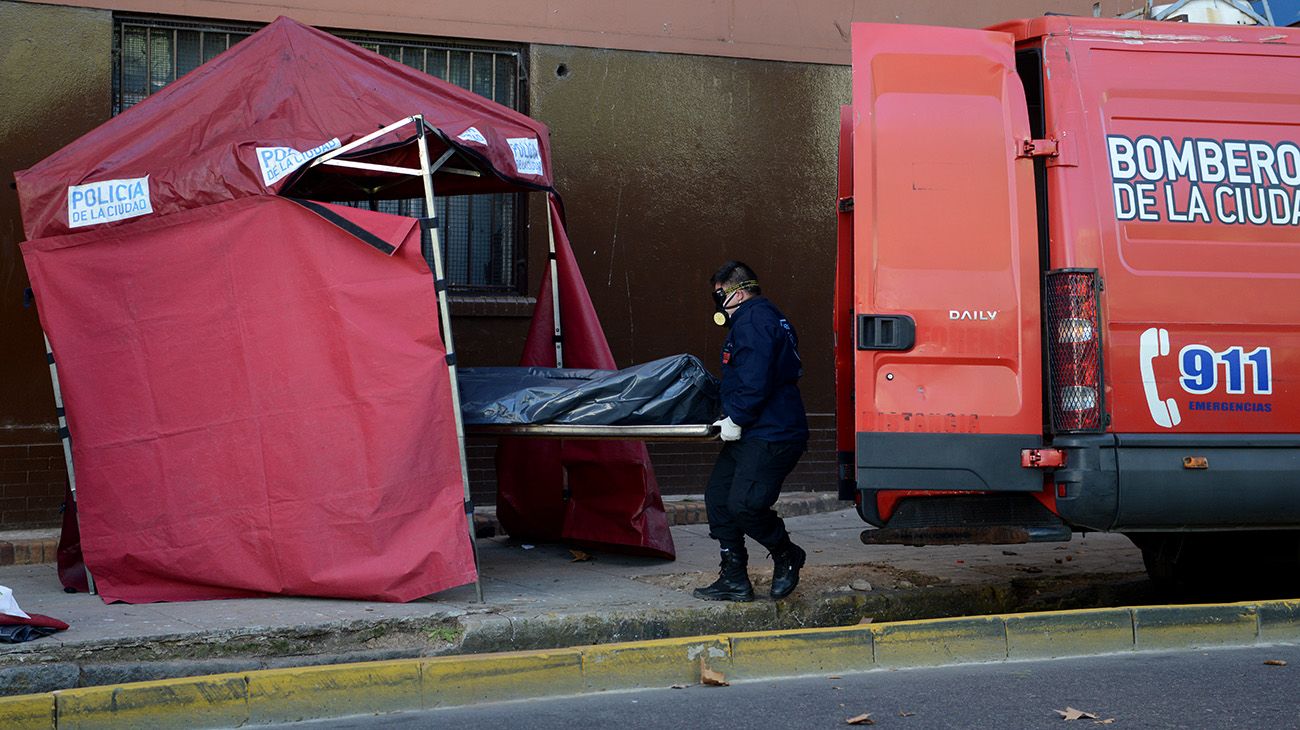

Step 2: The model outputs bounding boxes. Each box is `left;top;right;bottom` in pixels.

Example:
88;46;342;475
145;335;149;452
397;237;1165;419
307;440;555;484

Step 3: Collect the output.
507;137;543;176
255;138;341;187
67;175;153;229
458;127;488;145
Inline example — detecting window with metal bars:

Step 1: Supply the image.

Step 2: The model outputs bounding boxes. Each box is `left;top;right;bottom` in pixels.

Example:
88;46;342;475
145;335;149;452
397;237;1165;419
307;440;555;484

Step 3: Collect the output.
111;15;526;293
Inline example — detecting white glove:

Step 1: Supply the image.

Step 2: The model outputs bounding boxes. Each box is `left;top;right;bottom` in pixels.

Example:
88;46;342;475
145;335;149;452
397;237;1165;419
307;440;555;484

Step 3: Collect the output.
713;417;742;442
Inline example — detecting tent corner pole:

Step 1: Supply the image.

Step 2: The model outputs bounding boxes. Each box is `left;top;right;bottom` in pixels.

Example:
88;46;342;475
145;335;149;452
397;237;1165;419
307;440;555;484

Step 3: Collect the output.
546;195;563;368
415;115;484;604
42;333;96;595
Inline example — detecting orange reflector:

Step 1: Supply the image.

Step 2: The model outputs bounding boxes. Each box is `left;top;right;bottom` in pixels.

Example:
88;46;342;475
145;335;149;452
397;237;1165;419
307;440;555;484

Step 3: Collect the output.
1183;456;1209;470
1022;448;1067;468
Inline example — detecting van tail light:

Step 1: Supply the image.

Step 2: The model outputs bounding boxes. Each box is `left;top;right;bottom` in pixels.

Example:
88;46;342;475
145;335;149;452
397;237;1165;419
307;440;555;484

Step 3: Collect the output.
1045;269;1104;432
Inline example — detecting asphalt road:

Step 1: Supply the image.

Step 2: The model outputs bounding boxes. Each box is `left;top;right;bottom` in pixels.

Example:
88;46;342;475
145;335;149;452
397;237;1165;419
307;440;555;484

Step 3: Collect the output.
285;644;1300;729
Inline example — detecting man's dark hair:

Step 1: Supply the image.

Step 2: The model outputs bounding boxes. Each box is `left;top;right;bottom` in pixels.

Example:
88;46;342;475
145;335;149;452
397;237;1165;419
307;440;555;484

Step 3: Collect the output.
709;261;762;295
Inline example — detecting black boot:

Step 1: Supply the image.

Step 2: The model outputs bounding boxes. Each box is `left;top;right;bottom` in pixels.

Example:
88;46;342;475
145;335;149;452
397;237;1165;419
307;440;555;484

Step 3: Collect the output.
693;548;754;602
769;539;806;600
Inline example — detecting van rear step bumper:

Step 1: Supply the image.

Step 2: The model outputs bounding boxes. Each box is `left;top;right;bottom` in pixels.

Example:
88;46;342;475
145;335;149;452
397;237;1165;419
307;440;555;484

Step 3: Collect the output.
858;492;1071;545
857;432;1044;492
861;523;1071;546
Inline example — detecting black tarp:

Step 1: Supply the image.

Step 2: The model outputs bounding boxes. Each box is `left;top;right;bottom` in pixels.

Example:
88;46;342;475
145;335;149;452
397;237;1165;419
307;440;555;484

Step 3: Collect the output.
458;355;719;426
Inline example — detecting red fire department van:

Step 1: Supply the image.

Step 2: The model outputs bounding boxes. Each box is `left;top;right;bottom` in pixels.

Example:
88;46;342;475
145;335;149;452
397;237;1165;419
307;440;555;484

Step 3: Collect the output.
835;16;1300;583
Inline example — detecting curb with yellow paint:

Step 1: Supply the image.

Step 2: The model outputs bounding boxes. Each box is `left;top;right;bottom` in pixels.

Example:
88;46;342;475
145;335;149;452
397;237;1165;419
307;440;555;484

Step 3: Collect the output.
3;599;1298;729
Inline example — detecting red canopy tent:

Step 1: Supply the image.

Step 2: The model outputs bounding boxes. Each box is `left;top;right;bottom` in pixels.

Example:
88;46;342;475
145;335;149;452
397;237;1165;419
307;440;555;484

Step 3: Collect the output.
15;17;673;604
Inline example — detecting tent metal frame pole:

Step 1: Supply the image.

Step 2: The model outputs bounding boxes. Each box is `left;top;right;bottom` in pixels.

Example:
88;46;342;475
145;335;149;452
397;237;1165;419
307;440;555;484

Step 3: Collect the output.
547;196;564;368
315;116;417;165
42;334;96;595
414;115;484;603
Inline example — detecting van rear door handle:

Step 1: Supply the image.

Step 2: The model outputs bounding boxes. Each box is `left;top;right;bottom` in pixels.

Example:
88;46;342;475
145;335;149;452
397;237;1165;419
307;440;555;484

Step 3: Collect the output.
857;315;915;351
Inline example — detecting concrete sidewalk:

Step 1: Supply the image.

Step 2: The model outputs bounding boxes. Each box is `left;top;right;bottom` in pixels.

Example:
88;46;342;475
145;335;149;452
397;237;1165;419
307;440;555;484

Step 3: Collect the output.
0;493;846;566
0;498;1151;696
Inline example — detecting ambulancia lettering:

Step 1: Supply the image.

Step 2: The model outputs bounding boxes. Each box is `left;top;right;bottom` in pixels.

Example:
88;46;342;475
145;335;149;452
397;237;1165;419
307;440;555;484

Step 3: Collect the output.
949;310;999;321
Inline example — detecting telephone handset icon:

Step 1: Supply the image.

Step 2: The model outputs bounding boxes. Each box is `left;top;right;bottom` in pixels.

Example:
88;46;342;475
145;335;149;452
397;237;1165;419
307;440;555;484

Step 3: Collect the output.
1139;327;1181;429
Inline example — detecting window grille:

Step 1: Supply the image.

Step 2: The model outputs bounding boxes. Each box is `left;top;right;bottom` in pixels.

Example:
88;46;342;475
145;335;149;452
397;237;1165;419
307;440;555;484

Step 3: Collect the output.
112;15;526;292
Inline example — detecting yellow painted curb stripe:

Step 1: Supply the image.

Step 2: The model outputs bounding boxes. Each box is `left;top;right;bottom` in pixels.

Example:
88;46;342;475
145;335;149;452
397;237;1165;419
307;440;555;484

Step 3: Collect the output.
872;615;1007;667
730;625;873;678
1005;608;1135;659
423;648;584;707
247;660;420;725
581;634;731;691
55;672;247;730
0;694;54;730
3;599;1299;728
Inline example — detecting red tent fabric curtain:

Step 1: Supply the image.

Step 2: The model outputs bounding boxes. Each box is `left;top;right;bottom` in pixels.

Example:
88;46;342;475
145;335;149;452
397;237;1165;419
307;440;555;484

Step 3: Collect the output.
22;197;476;602
495;196;676;559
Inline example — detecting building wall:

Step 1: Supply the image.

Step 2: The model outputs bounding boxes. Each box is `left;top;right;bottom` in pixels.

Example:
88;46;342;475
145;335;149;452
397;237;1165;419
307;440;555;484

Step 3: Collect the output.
16;0;1144;64
0;0;1147;525
527;45;848;494
0;3;112;527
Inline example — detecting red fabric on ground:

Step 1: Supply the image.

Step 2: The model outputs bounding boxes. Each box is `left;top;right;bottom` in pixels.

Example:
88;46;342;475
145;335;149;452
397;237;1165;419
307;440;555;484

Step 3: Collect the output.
0;613;70;631
21;197;475;603
496;196;675;559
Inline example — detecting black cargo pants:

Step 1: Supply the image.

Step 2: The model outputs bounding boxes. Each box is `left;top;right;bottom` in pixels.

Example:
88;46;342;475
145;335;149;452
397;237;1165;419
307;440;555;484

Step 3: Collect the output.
704;438;806;552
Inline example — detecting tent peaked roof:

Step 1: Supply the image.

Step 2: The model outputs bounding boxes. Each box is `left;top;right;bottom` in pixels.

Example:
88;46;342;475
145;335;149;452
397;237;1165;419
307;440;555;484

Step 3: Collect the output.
16;16;553;241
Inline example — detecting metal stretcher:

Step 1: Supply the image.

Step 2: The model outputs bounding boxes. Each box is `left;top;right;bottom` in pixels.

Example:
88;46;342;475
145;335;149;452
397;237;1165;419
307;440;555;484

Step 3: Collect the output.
466;423;720;441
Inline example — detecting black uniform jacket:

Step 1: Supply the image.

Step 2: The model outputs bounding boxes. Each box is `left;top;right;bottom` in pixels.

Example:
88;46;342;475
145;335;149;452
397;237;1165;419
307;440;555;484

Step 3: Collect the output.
720;297;809;443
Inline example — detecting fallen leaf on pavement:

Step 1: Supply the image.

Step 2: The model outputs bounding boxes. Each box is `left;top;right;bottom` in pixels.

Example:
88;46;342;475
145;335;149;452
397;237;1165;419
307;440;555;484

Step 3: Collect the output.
1265;659;1288;666
569;549;592;562
700;657;729;687
846;713;874;725
828;675;843;680
899;711;916;717
1056;707;1099;721
1094;719;1115;725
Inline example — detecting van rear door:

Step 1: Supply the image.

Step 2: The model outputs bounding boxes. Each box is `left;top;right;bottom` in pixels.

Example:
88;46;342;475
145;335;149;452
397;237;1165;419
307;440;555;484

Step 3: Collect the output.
850;23;1043;494
835;104;856;501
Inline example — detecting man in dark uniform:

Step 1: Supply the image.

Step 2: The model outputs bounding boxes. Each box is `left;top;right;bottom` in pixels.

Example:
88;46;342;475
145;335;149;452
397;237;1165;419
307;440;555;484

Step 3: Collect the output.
694;261;809;602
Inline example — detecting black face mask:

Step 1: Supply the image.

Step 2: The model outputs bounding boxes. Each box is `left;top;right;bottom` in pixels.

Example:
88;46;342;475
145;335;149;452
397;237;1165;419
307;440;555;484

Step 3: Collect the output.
711;281;757;327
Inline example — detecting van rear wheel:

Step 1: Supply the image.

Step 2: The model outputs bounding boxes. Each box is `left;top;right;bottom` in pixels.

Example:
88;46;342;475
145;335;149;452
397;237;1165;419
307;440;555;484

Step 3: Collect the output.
1126;532;1300;597
1128;533;1187;591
